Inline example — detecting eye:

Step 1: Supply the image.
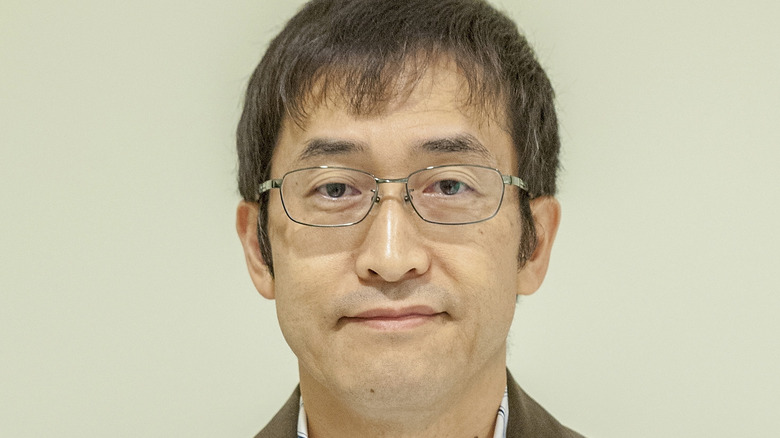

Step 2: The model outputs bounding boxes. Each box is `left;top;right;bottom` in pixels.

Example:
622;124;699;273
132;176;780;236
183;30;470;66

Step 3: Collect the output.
428;179;471;195
315;183;361;198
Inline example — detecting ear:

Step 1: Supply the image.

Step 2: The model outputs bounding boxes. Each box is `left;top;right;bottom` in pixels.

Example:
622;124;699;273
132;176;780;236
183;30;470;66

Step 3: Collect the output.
517;196;561;296
236;201;275;299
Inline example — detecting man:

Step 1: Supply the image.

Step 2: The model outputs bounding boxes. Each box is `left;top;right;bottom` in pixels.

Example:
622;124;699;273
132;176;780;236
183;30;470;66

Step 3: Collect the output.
235;0;583;436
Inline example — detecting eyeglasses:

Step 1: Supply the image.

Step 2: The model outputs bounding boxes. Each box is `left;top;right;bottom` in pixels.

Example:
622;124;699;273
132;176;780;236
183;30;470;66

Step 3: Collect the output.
256;164;528;227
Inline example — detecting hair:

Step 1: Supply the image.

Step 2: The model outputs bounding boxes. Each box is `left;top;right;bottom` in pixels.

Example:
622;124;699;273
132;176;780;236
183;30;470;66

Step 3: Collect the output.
237;0;560;275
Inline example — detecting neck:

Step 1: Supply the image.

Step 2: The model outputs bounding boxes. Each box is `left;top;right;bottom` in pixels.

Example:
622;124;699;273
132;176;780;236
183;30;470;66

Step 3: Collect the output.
299;359;508;438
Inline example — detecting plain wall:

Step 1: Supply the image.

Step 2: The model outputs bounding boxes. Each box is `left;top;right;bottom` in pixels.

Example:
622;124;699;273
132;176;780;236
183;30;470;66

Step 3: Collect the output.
1;1;778;436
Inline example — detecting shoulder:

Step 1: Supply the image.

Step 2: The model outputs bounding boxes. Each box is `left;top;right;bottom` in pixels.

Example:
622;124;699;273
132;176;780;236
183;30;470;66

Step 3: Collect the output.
506;370;585;438
254;386;300;438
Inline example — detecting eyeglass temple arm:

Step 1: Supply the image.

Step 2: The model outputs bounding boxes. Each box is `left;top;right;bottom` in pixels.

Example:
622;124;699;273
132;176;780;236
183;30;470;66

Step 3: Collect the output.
502;174;528;192
255;179;283;201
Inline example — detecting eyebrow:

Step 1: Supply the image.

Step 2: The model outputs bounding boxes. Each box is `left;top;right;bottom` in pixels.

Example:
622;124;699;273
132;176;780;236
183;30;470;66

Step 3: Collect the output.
413;134;493;161
297;138;367;162
296;134;492;163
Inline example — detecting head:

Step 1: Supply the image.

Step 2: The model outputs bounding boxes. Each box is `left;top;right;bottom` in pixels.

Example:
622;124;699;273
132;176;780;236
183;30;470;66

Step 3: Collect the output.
237;0;560;275
235;0;561;424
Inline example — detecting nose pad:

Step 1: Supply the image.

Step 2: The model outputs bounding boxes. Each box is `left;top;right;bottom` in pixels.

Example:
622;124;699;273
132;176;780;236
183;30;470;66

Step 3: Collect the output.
371;181;412;208
372;193;411;205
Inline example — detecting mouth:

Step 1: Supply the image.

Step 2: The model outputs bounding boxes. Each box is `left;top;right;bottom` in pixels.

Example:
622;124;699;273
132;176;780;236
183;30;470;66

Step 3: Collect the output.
341;306;446;331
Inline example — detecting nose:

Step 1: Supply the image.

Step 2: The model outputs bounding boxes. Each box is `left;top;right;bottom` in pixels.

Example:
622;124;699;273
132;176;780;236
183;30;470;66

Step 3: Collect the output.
354;184;431;283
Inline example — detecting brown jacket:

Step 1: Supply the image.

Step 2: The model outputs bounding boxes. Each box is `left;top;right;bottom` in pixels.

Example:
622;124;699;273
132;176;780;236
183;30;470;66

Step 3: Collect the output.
254;370;584;437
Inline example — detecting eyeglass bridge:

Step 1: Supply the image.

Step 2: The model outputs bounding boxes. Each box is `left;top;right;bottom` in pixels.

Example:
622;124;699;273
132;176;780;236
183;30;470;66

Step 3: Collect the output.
370;177;413;204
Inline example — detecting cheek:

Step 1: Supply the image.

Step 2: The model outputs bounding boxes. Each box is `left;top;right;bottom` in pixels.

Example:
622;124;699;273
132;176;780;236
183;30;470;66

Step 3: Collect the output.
267;222;358;339
271;261;335;363
432;220;521;314
439;216;521;275
270;245;344;322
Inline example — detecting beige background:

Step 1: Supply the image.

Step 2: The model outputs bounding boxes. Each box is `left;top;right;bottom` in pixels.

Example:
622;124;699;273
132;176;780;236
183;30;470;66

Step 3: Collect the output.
2;1;779;436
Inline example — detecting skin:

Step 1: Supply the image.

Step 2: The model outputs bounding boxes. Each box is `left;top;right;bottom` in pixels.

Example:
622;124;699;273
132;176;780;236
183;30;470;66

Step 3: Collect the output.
237;61;561;438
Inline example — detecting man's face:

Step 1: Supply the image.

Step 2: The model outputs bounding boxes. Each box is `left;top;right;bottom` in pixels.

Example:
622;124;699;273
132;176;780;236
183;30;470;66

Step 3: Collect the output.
239;62;556;411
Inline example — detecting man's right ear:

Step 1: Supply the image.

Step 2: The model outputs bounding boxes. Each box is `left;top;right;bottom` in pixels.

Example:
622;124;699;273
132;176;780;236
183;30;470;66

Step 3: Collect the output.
236;201;275;299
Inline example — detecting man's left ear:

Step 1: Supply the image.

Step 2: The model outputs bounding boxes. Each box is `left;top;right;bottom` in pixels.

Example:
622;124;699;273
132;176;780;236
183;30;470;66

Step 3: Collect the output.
517;196;561;296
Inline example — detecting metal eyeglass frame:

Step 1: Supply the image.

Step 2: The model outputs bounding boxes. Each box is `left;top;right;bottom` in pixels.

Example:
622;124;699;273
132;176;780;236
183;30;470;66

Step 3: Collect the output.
255;164;528;227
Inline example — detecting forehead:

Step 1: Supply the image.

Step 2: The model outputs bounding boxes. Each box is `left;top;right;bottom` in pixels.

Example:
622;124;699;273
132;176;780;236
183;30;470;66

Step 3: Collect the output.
271;61;514;174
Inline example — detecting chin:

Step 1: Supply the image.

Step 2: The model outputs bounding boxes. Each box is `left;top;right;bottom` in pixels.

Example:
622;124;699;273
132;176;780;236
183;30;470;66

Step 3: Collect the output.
334;356;453;408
